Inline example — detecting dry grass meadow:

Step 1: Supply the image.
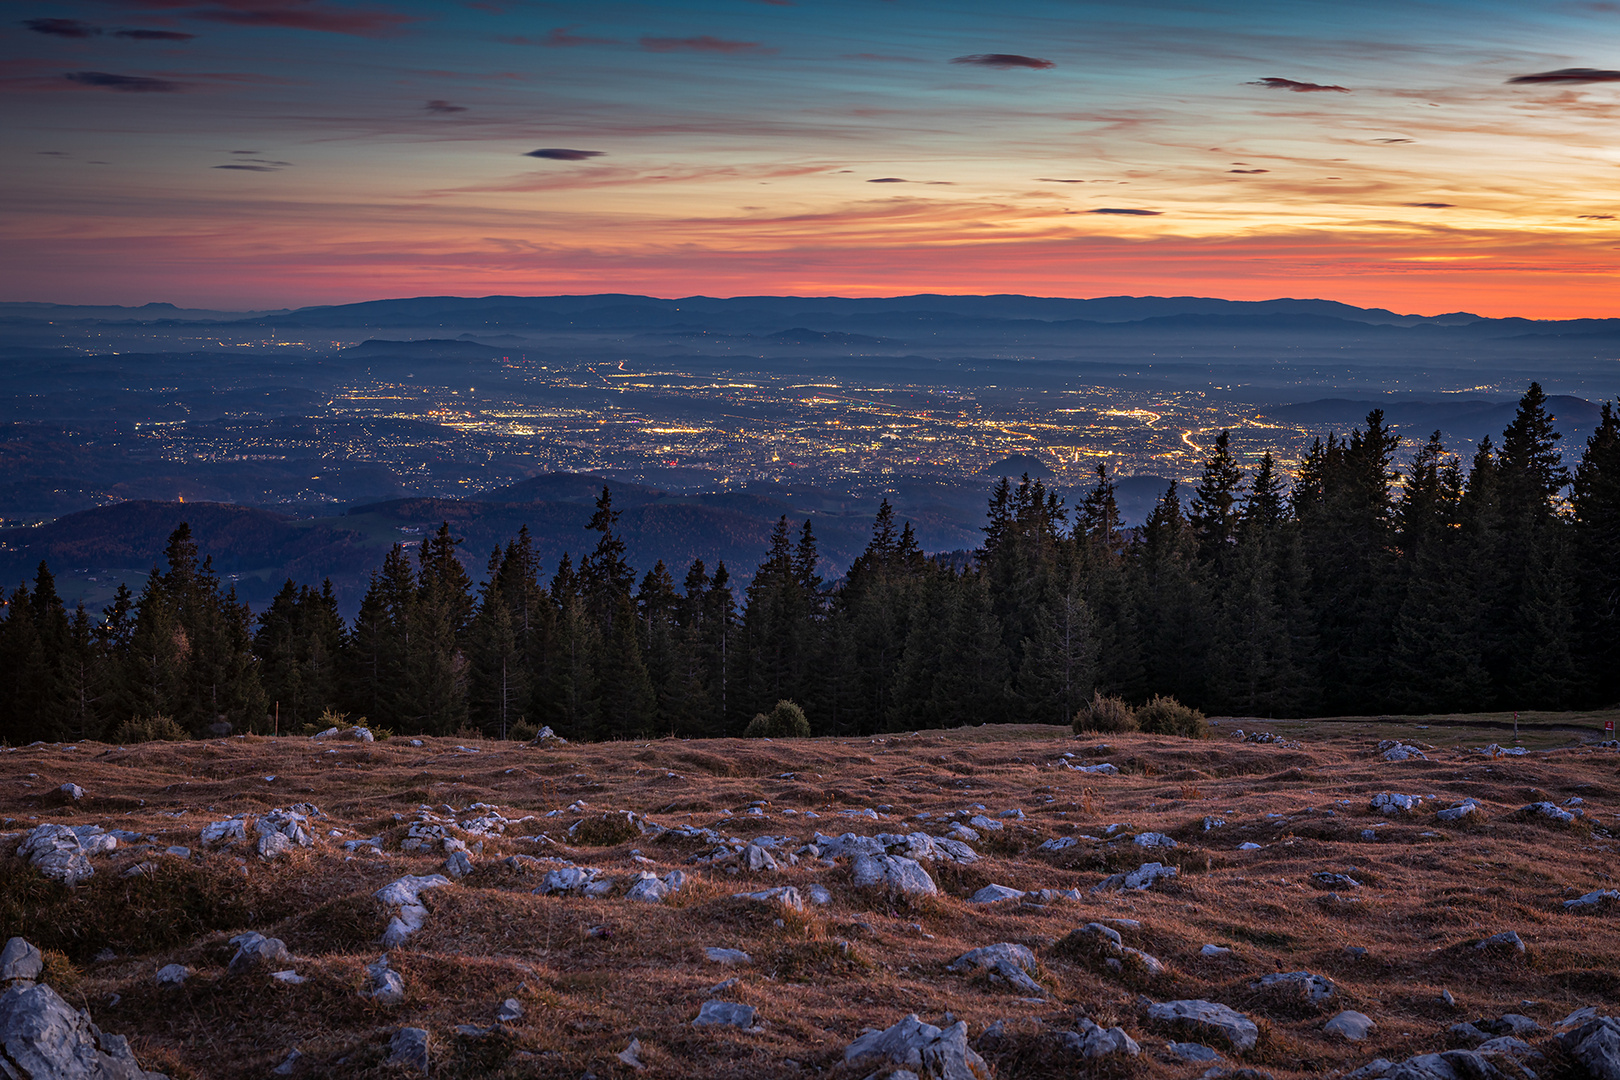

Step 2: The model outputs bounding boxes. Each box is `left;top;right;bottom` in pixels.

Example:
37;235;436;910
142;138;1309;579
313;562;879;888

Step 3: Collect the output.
3;711;1619;1079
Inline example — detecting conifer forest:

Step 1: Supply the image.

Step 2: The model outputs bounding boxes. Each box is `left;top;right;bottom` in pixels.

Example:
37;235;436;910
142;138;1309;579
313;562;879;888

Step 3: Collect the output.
3;384;1617;745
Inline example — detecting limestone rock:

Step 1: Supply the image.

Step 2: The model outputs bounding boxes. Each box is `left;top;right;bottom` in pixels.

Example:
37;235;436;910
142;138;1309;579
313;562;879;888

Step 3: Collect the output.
1146;999;1259;1052
1378;740;1428;762
496;998;523;1023
312;725;374;742
1558;1016;1620;1080
153;965;189;986
617;1038;645;1070
362;955;405;1004
1093;862;1177;892
947;944;1044;996
967;884;1025;905
1325;1010;1377;1041
625;872;669;904
742;843;778;872
807;884;833;906
1437;801;1484;823
1256;971;1336;1005
375;874;451;947
444;851;473;879
704;948;751;965
1474;931;1526;955
0;939;43;984
58;783;85;801
199;817;248;846
1133;831;1177;849
227;932;291;974
851;853;938;897
0;979;169;1079
1200;944;1232;958
1381;1050;1513;1079
1523;801;1576;824
843;1014;992;1080
814;831;977;865
16;823;114;885
387;1026;429;1073
537;867;600;895
1565;889;1620;912
271;1049;301;1075
733;886;804;911
1058;1018;1140;1059
1369;793;1418;815
692;1000;758;1030
1169;1041;1223;1062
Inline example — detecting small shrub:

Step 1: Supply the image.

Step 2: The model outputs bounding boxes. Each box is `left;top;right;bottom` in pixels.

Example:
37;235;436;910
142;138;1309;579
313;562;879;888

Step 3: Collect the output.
1135;695;1211;739
1073;692;1138;734
743;699;811;738
108;715;189;745
509;721;539;742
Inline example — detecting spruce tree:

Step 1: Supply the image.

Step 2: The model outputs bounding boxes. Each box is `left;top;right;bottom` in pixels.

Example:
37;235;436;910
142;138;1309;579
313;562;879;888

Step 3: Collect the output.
1190;429;1246;564
1572;400;1620;703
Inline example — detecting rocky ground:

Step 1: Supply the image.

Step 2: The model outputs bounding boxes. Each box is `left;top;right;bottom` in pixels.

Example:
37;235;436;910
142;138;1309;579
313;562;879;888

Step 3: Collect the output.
3;717;1620;1079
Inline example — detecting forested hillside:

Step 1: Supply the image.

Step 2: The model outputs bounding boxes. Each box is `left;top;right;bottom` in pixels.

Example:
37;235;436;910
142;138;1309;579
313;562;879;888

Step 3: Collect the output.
2;383;1616;744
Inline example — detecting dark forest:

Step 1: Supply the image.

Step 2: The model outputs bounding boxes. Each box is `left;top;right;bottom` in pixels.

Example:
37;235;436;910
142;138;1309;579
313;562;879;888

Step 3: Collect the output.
3;383;1616;744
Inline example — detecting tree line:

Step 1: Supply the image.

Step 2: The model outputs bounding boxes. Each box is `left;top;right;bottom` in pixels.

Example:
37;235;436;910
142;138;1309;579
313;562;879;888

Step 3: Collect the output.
1;383;1616;744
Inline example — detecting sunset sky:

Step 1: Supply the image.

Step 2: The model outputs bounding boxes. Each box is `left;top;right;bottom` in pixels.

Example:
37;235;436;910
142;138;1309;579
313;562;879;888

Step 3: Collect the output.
3;0;1618;316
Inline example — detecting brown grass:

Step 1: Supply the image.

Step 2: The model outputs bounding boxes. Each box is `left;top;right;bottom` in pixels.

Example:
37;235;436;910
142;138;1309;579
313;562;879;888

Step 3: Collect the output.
0;716;1616;1078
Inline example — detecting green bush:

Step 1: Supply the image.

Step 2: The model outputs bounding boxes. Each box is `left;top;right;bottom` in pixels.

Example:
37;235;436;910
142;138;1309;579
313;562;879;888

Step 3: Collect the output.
743;699;811;738
108;715;190;745
1072;692;1138;734
1134;694;1211;739
509;721;539;742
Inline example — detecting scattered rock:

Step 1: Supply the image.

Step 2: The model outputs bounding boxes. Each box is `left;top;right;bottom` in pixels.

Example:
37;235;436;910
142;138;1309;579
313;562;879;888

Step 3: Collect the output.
271;1048;302;1075
227;932;291;974
692;1000;759;1030
15;823;114;885
1058;1018;1140;1059
807;884;833;906
0;939;43;984
154;964;189;986
496;998;523;1022
254;808;314;860
1133;831;1177;849
625;872;669;903
1474;931;1526;955
1378;740;1428;762
947;944;1045;996
375;874;452;947
851;853;938;897
1093;862;1178;892
1256;970;1336;1005
1312;871;1362;890
537;867;600;895
1238;842;1263;851
843;1014;991;1080
705;948;751;966
1369;792;1418;815
200;817;248;846
617;1037;646;1070
270;970;306;985
0;978;170;1080
742;843;779;872
733;886;805;911
1558;1015;1620;1080
530;726;568;745
387;1026;429;1073
1146;999;1259;1052
1437;801;1485;824
312;725;374;742
1377;1049;1515;1079
967;884;1025;905
1037;836;1078;852
1523;801;1577;824
363;955;405;1004
1200;944;1232;958
1325;1010;1377;1041
444;850;473;879
57;783;85;802
1169;1041;1223;1062
1564;889;1620;912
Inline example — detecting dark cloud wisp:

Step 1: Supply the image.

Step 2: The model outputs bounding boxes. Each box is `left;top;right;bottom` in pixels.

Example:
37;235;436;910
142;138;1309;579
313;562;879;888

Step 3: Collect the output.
26;17;100;37
1250;76;1350;92
525;148;604;161
188;3;412;37
1507;67;1620;85
640;35;776;54
1406;202;1454;208
950;53;1053;70
426;99;466;113
115;29;196;40
64;71;184;92
1088;207;1161;215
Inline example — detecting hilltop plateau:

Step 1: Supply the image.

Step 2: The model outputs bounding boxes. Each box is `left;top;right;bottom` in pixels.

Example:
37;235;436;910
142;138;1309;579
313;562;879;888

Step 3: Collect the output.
3;715;1620;1079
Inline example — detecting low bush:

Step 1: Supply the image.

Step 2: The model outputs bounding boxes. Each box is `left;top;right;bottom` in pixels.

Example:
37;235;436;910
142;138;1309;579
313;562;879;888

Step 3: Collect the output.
108;715;190;745
743;699;811;738
1134;695;1211;739
1073;692;1138;734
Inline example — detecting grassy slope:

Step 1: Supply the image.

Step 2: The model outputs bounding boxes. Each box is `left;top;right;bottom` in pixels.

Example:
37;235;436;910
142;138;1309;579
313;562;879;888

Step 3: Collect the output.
2;714;1618;1078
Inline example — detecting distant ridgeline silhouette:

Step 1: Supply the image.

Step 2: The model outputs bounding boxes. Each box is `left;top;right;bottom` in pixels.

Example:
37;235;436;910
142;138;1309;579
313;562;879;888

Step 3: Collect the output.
1;383;1616;745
